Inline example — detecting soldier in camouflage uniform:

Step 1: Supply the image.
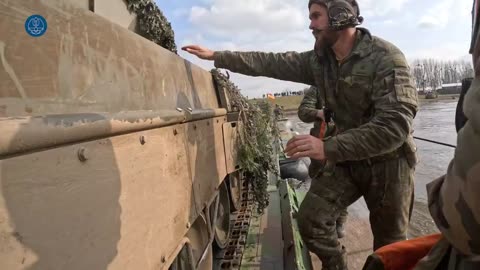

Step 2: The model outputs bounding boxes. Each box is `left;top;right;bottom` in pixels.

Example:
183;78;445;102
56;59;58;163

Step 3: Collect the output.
412;0;480;269
182;0;418;268
298;86;349;239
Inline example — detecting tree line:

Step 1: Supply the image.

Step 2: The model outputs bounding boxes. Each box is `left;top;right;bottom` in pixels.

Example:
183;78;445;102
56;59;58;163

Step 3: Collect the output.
411;58;474;92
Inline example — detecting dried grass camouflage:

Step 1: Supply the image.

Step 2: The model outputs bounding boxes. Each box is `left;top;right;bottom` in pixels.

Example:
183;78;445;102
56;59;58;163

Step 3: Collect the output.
211;69;280;214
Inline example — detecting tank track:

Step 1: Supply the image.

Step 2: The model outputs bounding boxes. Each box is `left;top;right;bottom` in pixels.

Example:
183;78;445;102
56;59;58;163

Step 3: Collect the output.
215;181;255;269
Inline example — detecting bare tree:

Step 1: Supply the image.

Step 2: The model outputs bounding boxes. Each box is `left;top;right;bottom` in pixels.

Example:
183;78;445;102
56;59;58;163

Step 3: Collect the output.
410;58;473;91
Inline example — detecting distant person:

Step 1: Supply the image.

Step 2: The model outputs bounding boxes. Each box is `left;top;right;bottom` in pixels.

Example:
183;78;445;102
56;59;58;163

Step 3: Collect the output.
298;85;348;238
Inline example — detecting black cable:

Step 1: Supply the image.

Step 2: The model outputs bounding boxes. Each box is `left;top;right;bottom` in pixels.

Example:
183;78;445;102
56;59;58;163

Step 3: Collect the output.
413;136;456;148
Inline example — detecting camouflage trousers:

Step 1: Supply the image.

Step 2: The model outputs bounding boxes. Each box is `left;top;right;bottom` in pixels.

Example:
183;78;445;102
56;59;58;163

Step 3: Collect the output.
298;156;415;270
309;158;349;227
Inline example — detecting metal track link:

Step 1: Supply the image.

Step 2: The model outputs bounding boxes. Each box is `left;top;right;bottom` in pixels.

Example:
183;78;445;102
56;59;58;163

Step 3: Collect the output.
217;181;255;270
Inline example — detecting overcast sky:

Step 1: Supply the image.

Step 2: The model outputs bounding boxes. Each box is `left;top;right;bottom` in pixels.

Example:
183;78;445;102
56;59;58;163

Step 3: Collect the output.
156;0;474;98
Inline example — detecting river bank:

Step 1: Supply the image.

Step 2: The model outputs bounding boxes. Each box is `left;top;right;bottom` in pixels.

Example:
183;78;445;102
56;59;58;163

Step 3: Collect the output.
257;94;460;112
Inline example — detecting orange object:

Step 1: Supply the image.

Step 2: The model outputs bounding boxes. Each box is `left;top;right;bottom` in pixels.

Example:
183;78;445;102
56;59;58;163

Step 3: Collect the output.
319;120;327;138
362;234;442;270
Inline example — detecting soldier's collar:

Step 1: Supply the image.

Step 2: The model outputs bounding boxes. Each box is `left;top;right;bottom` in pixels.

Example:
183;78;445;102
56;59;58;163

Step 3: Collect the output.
315;27;373;60
350;27;373;58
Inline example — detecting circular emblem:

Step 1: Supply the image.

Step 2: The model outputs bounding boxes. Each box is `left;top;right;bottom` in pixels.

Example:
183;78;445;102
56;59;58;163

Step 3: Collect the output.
25;15;47;37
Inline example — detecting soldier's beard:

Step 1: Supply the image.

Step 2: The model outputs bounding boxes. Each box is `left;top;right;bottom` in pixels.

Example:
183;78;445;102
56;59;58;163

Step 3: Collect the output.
313;29;340;52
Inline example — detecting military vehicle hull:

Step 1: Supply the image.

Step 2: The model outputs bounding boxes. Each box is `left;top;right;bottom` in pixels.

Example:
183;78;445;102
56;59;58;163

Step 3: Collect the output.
0;1;243;269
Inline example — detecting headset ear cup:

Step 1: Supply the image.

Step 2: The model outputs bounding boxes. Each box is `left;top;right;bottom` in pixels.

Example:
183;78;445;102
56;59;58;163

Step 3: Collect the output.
351;0;362;24
326;0;362;30
352;0;360;16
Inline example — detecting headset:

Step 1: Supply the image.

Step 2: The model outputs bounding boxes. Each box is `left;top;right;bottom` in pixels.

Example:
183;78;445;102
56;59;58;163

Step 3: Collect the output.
309;0;364;31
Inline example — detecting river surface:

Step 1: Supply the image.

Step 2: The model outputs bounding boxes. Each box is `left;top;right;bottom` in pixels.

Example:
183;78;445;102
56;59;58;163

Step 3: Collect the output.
284;99;458;237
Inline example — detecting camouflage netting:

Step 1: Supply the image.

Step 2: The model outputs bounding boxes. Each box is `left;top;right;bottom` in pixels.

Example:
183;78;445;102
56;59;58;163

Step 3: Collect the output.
128;3;277;213
125;0;177;54
211;69;280;214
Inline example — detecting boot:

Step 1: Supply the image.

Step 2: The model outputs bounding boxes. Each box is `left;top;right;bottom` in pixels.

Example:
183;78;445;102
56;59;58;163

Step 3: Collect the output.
320;249;348;270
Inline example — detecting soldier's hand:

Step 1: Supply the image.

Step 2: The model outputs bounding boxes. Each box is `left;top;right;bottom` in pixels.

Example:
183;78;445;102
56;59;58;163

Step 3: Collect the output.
284;135;326;160
181;45;215;60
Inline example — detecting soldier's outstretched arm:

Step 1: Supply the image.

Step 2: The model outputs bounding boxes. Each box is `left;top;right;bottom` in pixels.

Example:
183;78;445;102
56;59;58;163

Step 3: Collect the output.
182;45;316;85
323;52;418;162
298;86;322;123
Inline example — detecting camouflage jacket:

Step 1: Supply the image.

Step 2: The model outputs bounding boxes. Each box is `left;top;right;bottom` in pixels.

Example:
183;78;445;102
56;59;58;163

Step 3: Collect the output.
214;28;418;163
413;80;480;270
298;86;322;136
